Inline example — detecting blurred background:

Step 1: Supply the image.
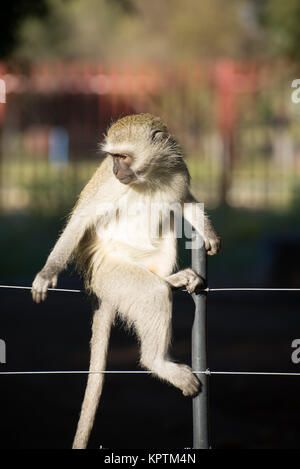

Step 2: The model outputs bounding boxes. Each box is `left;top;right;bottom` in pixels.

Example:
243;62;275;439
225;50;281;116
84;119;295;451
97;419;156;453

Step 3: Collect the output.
1;0;300;449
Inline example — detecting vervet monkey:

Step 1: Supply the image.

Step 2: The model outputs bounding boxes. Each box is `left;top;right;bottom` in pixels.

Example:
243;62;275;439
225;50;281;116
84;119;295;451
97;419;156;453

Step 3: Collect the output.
31;113;221;449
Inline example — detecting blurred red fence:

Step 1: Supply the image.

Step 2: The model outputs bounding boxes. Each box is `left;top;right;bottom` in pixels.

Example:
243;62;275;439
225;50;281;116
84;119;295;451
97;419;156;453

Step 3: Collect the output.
0;60;300;212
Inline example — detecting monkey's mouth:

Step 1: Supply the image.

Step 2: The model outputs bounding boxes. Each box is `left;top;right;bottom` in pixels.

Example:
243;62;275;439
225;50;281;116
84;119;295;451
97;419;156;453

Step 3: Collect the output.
117;175;137;185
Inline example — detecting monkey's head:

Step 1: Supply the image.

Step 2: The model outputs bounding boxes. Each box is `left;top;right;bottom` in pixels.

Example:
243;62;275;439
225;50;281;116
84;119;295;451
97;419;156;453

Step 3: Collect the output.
101;113;186;186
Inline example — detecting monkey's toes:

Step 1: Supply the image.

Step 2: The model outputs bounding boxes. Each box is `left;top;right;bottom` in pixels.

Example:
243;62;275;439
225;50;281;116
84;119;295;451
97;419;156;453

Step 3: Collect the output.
185;270;204;294
182;374;201;397
177;365;201;397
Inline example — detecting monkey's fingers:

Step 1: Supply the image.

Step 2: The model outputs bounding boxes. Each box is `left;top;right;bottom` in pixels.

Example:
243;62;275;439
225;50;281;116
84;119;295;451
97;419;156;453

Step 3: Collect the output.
32;276;50;303
51;275;58;289
31;288;37;303
206;237;221;256
32;287;46;303
41;286;48;302
32;287;42;304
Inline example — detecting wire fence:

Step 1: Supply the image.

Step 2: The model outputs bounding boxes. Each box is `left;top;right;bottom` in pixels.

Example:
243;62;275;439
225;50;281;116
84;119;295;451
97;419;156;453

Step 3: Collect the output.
1;245;300;450
1;283;300;377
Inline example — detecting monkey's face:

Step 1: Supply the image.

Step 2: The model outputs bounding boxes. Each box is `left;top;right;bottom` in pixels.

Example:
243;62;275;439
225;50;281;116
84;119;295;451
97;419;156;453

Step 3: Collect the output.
111;154;137;185
102;114;183;186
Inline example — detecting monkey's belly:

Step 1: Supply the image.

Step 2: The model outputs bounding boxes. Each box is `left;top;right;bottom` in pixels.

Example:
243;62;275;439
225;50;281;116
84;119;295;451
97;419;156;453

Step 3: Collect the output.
98;238;177;278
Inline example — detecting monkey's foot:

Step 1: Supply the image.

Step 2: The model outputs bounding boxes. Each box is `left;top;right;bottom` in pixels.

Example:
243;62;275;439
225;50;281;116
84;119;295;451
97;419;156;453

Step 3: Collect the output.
149;360;200;397
183;268;204;294
167;363;200;397
165;268;204;294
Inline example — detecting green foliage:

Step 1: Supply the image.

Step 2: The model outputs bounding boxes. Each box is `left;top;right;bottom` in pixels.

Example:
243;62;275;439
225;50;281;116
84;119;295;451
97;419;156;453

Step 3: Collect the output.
4;0;300;63
259;0;300;59
12;0;258;64
2;159;97;214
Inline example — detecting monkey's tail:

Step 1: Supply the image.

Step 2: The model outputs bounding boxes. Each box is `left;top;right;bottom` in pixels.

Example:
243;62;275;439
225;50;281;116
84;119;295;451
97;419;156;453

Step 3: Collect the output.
72;301;115;449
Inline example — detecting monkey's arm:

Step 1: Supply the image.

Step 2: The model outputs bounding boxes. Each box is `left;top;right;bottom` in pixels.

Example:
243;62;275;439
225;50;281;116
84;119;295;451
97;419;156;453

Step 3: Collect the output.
32;204;93;303
32;161;112;303
182;192;221;256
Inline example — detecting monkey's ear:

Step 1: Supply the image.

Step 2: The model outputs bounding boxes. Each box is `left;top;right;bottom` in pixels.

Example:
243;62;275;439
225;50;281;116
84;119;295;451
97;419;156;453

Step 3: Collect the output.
151;129;167;141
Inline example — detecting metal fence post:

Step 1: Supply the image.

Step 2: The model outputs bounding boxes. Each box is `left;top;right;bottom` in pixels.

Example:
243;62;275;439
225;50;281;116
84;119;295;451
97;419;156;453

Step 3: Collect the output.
192;234;209;449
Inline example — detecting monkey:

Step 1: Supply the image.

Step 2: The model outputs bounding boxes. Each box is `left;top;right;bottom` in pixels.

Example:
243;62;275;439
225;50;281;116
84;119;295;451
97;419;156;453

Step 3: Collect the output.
31;113;221;449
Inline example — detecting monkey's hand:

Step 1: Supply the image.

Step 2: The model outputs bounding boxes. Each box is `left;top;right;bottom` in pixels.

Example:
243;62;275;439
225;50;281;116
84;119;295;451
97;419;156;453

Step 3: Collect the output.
204;231;221;256
31;268;58;303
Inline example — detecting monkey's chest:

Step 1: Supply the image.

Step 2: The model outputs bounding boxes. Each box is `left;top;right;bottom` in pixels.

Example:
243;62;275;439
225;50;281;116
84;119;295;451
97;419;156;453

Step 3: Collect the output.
96;195;177;276
98;209;172;251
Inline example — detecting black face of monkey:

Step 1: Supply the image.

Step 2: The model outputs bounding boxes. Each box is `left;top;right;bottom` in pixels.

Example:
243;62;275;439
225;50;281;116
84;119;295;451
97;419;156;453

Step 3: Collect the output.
111;154;136;185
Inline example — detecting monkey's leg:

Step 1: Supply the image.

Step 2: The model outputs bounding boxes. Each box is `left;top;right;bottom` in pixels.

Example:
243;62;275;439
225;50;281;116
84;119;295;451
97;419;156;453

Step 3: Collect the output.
136;294;200;397
165;268;204;294
114;268;200;397
94;259;199;398
72;301;115;449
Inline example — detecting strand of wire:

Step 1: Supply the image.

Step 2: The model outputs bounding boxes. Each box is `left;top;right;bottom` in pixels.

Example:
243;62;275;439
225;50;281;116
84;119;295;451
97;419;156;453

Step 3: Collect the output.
1;370;300;376
2;285;300;294
0;285;82;293
1;286;299;376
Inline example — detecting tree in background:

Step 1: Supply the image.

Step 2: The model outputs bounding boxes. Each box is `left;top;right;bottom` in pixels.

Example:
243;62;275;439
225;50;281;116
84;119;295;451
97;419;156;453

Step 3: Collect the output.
3;0;300;64
259;0;300;59
11;0;259;64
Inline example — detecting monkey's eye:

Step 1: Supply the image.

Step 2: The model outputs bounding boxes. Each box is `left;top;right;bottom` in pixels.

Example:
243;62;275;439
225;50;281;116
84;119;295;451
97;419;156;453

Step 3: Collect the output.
111;153;126;159
111;153;133;165
111;153;128;160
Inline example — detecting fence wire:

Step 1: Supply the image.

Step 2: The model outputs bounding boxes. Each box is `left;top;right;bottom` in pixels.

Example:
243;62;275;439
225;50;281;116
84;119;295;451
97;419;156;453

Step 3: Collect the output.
1;370;300;376
1;283;300;378
0;285;300;376
2;285;300;293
